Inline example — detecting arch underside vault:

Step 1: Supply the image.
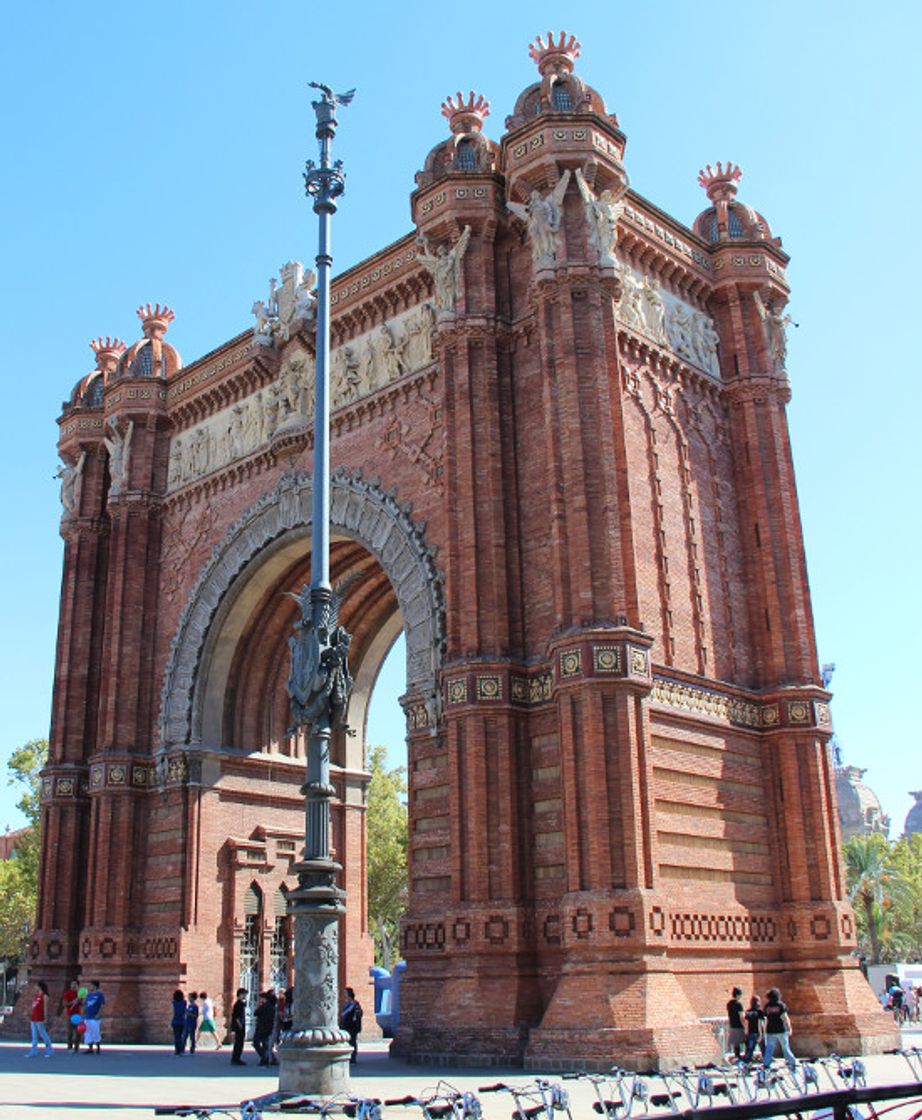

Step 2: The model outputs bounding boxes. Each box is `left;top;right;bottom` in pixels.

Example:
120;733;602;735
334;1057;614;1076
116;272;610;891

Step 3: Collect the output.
159;468;445;757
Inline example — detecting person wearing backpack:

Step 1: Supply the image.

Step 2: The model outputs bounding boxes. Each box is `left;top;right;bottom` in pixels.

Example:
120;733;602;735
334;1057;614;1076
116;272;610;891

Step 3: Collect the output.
339;986;363;1064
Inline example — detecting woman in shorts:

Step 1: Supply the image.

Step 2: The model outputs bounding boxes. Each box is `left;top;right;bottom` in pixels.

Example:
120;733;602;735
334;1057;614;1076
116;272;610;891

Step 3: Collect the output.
197;992;221;1050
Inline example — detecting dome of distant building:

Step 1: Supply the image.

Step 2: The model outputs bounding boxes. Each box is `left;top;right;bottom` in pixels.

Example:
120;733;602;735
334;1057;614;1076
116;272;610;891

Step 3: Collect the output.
905;791;922;837
836;765;890;841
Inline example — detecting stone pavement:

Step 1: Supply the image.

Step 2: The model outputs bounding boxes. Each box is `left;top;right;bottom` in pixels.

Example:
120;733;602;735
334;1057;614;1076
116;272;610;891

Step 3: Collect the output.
0;1030;919;1120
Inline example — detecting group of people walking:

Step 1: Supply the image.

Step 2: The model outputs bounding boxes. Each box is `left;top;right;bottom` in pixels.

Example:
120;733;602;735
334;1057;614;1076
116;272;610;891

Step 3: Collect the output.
726;986;796;1069
23;977;363;1064
25;978;105;1057
170;990;221;1055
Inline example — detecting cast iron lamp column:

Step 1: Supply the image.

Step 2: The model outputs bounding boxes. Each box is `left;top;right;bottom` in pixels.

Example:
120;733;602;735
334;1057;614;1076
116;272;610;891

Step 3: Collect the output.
278;81;355;1097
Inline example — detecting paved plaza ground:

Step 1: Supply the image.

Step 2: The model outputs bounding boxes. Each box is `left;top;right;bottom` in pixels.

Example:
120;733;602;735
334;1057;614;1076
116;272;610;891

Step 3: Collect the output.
0;1029;919;1120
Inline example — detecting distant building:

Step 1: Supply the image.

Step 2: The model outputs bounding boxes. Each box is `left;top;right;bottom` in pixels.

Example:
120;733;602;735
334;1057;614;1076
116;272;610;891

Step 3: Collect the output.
0;827;29;862
835;766;890;841
905;791;922;838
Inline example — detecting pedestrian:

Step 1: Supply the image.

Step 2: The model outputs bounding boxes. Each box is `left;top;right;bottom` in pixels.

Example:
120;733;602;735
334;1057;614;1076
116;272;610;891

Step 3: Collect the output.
197;991;221;1050
59;978;82;1052
26;980;53;1058
171;990;187;1055
742;995;764;1065
275;988;289;1048
339;986;363;1065
762;987;796;1071
82;980;105;1055
726;986;745;1061
183;992;199;1054
889;983;904;1023
253;990;277;1067
230;987;247;1065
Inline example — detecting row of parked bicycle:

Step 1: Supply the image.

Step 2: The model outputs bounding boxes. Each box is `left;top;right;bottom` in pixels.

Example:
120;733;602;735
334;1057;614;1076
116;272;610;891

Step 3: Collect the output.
153;1046;922;1120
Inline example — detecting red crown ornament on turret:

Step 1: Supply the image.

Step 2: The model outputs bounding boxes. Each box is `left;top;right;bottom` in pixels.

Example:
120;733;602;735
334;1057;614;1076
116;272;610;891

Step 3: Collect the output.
89;336;126;373
441;91;490;135
697;162;742;203
528;31;581;76
137;303;176;340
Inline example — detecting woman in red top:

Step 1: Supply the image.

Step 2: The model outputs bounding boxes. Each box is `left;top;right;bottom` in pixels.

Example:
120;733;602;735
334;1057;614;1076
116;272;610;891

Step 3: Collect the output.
27;980;53;1057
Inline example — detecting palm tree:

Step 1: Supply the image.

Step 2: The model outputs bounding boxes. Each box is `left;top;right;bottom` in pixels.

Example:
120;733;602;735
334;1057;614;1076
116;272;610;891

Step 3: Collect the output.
843;834;915;964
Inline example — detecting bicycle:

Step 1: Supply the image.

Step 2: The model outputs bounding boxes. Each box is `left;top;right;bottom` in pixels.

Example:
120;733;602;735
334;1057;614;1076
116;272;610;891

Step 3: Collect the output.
154;1106;262;1120
479;1079;572;1120
384;1083;481;1120
885;1047;922;1081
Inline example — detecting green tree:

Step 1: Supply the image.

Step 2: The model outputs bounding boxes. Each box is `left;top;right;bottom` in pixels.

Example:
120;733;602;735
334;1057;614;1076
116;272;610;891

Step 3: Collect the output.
887;832;922;961
843;833;916;964
366;743;407;970
0;738;47;960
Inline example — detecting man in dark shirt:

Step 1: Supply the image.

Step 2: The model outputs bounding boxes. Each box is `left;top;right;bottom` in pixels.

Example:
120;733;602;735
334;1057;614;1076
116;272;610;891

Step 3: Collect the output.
230;988;248;1065
253;990;277;1067
762;987;796;1070
726;986;745;1060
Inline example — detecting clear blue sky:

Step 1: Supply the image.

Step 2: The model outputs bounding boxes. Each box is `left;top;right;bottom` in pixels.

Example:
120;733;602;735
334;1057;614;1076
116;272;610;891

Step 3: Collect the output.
1;2;919;835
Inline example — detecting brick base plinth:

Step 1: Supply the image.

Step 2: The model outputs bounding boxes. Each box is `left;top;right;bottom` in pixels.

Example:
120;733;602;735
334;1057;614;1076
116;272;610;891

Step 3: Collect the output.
525;964;720;1071
524;1024;718;1073
786;1011;900;1058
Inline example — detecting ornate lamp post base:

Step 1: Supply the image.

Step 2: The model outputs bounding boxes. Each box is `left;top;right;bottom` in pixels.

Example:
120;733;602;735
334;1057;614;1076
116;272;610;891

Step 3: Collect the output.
277;1037;353;1095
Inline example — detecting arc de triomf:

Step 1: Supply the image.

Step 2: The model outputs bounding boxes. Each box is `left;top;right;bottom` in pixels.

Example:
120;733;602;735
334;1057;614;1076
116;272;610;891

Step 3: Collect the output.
38;33;893;1065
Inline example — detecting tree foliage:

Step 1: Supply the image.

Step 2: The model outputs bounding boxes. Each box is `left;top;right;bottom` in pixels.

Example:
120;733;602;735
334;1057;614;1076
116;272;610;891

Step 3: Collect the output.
0;738;47;960
843;832;922;965
366;743;407;970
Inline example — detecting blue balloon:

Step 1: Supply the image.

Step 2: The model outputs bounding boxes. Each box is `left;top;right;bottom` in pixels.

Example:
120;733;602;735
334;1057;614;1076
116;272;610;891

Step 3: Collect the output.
70;1013;82;1025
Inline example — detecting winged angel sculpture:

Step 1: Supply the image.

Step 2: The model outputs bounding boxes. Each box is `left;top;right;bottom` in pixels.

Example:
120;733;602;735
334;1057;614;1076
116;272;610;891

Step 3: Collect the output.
507;170;571;271
286;585;353;737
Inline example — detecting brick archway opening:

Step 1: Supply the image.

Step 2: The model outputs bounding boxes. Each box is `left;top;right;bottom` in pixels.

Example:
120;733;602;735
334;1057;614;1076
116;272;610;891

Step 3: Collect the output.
150;468;443;1031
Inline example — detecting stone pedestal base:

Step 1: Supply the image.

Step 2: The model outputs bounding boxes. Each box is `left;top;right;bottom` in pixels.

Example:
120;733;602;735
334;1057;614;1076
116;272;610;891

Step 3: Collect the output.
277;1041;353;1096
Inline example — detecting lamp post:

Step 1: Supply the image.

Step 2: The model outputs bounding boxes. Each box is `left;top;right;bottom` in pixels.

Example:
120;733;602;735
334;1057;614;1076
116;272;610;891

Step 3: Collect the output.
278;81;355;1097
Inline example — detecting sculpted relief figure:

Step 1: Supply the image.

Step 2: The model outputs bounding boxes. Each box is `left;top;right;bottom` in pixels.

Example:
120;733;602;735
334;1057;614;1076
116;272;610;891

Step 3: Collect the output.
575;165;627;267
274;353;314;429
168;438;184;489
57;450;87;517
507;170;571;271
416;225;472;316
104;416;134;496
665;301;721;376
641;276;667;343
615;263;645;331
691;312;720;375
405;301;435;369
753;290;794;373
331;345;364;409
375;322;408;383
666;301;695;362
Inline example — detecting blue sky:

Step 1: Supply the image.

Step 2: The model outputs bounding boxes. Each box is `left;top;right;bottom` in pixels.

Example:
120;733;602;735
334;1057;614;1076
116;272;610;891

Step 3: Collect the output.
1;1;919;835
